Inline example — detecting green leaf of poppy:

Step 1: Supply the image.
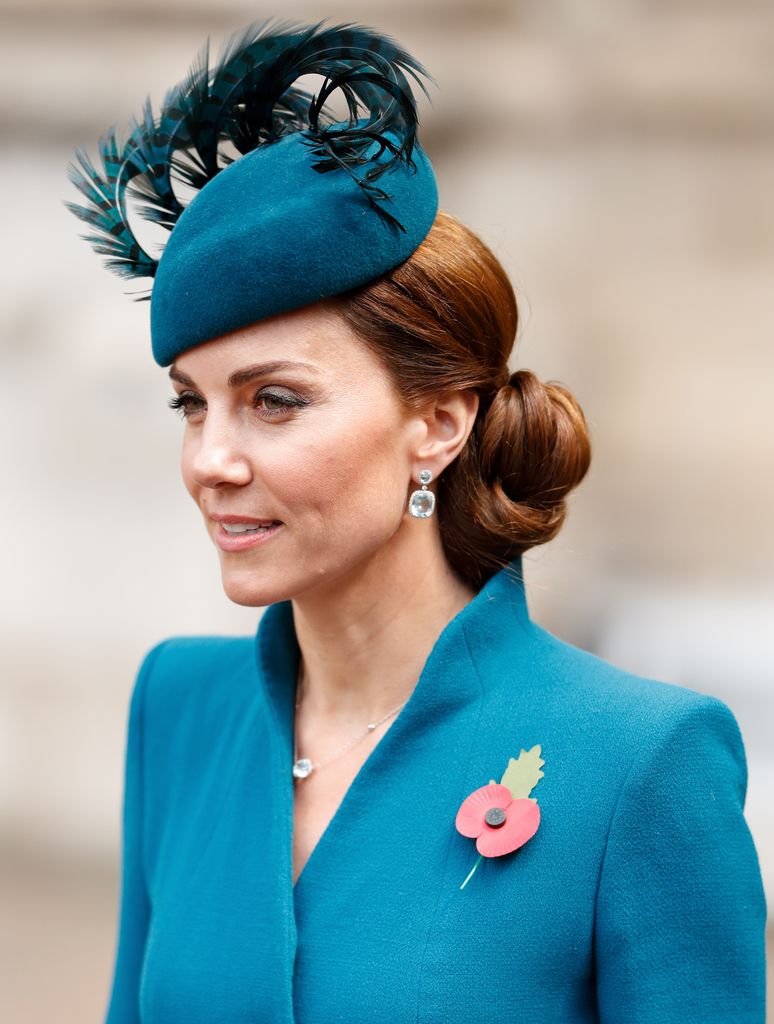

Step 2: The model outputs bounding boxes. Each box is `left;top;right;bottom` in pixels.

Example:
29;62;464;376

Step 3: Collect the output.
499;744;545;799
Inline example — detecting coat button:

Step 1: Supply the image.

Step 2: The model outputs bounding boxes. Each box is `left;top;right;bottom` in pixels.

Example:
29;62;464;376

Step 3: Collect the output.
484;806;507;828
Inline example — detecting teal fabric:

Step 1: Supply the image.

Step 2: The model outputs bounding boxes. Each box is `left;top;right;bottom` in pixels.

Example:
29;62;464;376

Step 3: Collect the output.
104;555;767;1023
149;121;438;367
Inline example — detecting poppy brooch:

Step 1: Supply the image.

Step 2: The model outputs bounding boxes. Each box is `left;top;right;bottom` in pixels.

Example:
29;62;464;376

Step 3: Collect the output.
455;744;544;889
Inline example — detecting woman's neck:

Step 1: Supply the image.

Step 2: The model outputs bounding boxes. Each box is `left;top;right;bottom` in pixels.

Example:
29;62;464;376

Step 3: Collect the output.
290;530;476;726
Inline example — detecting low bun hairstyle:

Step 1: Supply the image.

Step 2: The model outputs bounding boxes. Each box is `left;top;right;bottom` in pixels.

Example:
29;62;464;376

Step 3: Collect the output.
331;209;591;592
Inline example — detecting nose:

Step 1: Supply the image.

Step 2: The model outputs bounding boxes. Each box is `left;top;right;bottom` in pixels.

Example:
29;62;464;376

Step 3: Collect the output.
188;412;252;489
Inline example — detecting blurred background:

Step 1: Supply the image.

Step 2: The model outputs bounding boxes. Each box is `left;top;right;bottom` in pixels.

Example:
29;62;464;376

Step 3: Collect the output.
1;0;772;1019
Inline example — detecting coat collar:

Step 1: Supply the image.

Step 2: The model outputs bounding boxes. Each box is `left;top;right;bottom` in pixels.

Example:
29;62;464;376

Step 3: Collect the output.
255;553;531;756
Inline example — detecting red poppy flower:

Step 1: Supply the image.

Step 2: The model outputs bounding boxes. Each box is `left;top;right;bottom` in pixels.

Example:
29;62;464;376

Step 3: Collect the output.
455;746;544;889
455;782;541;857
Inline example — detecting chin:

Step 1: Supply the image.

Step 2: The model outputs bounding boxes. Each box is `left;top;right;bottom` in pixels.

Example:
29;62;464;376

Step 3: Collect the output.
219;568;288;608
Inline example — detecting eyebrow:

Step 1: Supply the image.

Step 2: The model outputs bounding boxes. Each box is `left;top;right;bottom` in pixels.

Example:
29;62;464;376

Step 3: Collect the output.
168;360;321;389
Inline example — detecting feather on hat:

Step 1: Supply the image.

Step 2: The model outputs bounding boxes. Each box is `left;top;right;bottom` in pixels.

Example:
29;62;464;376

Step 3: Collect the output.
64;17;439;366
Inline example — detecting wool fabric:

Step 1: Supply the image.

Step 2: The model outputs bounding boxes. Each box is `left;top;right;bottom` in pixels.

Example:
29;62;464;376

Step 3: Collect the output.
104;555;767;1023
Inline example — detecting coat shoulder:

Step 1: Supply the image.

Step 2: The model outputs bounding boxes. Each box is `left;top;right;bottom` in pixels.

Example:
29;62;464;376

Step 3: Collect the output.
505;621;746;772
527;619;734;715
130;632;257;727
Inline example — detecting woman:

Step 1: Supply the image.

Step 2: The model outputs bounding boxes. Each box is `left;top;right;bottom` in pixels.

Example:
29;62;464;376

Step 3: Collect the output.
65;17;766;1024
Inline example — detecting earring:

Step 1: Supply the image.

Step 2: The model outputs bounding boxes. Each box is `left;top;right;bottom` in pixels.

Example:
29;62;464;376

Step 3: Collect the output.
408;469;435;518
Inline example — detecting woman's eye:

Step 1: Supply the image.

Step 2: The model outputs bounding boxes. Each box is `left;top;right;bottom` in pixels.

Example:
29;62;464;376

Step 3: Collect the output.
167;389;305;420
167;392;203;418
258;393;294;415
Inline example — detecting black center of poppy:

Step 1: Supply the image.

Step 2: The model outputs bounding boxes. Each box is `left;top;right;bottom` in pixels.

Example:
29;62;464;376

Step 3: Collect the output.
485;806;507;828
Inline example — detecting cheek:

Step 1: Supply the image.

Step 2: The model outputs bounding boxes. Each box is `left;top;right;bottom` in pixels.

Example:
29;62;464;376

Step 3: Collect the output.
280;413;408;530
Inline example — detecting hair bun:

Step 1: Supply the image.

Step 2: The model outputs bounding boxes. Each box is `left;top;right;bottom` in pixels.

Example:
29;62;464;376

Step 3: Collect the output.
507;368;528;388
484;367;590;500
449;367;591;573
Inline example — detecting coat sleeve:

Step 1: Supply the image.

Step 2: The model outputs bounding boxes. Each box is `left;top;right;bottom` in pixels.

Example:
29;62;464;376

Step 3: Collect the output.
104;640;169;1024
594;692;768;1023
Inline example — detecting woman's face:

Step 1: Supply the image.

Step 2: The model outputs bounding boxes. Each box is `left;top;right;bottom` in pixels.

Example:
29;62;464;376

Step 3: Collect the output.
168;301;430;606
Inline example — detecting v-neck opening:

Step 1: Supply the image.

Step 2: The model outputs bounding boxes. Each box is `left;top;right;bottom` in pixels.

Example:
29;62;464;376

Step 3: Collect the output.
287;618;485;897
290;700;408;892
255;556;530;905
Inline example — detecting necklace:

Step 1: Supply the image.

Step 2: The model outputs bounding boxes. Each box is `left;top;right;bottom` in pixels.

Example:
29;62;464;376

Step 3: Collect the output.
292;674;408;780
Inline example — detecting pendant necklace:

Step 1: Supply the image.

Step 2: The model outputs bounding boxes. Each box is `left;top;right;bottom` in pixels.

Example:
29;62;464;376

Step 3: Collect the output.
292;668;408;780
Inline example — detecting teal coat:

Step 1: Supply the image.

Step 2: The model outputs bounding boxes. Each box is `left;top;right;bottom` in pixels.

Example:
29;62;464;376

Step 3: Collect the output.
105;556;767;1023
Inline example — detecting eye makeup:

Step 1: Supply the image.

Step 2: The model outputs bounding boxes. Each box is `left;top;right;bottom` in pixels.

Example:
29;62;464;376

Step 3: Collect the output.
167;388;309;421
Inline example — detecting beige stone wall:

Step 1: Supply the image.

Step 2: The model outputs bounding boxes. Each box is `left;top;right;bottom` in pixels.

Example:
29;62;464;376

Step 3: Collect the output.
1;1;772;1019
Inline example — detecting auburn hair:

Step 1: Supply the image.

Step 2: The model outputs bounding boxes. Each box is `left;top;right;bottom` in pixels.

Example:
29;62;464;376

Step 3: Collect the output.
330;209;591;592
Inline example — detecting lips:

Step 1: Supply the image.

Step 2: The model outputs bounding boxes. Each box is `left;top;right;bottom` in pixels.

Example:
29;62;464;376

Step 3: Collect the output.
209;513;282;525
214;519;283;552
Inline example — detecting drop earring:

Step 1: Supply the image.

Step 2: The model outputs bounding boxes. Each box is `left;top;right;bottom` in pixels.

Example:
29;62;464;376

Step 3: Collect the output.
408;469;435;518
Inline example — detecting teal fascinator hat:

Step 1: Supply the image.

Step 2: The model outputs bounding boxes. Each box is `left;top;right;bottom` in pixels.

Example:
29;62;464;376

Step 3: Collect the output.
64;18;439;367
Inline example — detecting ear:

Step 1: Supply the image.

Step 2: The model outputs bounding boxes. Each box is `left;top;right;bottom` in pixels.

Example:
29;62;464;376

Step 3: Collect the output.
411;389;480;479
